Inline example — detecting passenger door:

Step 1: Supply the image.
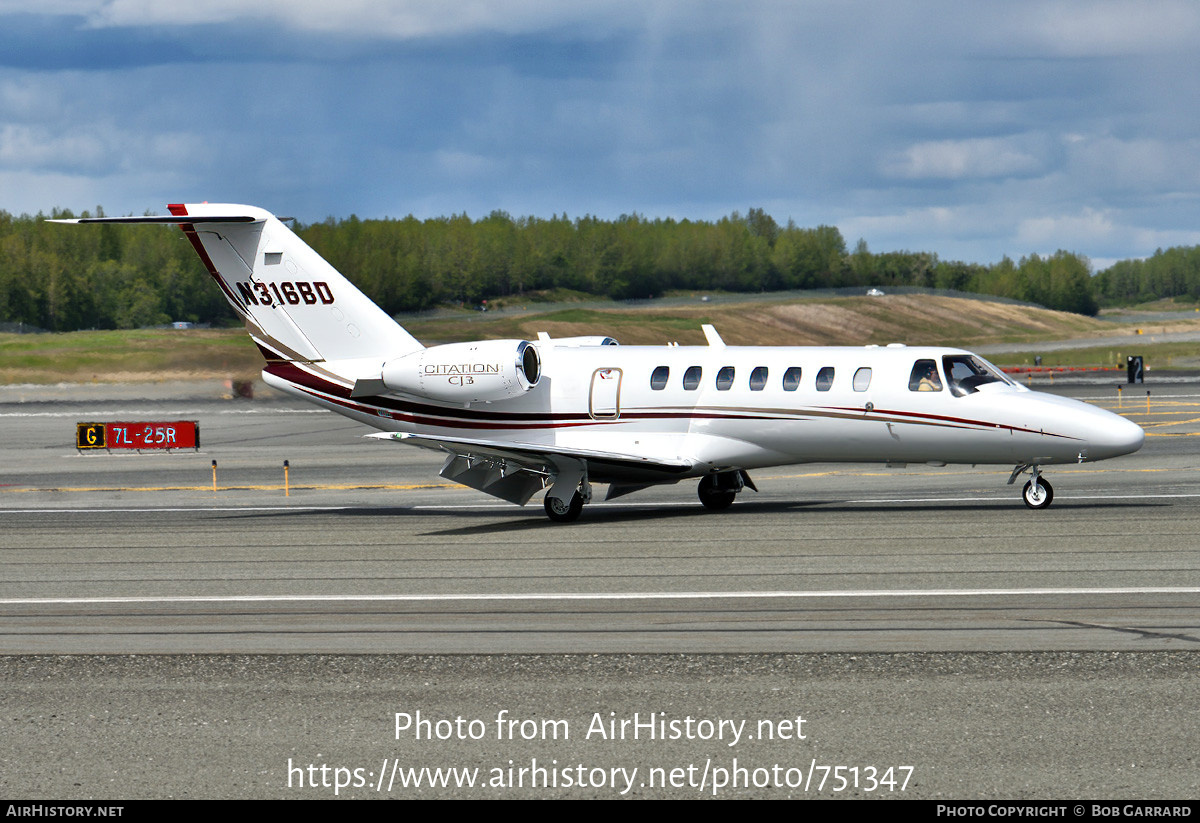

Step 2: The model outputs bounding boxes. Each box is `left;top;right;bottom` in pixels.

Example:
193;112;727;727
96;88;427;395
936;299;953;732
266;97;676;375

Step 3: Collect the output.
589;368;622;419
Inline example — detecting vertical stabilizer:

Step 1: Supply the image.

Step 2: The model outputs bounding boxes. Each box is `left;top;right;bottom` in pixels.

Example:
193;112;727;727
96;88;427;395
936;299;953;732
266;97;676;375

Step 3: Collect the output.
166;203;423;369
55;204;423;380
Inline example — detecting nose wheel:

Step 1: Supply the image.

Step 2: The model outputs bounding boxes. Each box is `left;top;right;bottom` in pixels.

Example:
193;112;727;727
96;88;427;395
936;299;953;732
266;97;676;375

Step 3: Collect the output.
1010;464;1055;510
1022;477;1054;509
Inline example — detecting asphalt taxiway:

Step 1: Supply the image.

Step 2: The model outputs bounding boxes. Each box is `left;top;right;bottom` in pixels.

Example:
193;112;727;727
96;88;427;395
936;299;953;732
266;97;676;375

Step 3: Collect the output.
2;378;1197;655
1;378;1198;797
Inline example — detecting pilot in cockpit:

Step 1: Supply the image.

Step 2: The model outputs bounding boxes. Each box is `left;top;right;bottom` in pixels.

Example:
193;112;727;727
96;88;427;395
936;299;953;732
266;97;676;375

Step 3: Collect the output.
915;362;942;392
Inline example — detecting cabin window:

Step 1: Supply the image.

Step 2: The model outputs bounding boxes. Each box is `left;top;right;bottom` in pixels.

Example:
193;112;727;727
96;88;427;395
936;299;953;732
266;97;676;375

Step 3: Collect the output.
650;366;669;390
852;367;872;392
782;367;802;391
716;366;735;390
683;366;702;390
942;354;1011;396
749;366;768;391
816;366;835;391
909;359;942;392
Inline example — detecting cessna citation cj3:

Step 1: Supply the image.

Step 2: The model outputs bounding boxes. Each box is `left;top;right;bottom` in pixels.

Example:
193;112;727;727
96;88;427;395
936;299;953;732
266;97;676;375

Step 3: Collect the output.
56;204;1145;522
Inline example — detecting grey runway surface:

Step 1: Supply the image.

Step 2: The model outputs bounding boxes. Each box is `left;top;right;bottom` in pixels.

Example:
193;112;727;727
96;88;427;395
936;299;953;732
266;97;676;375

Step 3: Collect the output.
2;379;1198;797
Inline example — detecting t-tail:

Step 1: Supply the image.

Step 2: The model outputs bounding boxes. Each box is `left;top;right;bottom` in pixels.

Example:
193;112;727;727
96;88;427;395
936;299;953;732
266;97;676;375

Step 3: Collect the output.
52;203;423;386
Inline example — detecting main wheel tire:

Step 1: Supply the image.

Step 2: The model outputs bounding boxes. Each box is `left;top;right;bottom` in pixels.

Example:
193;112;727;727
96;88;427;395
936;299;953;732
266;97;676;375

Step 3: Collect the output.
544;491;584;522
1022;477;1054;509
697;476;737;511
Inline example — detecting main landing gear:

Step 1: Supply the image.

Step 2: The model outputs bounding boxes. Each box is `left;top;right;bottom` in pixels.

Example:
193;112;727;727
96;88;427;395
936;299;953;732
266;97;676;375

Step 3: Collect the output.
697;470;756;511
544;491;585;523
1009;464;1054;510
543;459;592;523
542;467;758;522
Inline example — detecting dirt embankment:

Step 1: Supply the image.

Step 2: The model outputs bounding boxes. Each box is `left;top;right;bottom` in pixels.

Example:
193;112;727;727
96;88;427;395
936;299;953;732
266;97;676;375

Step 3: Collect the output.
501;295;1115;347
6;295;1187;384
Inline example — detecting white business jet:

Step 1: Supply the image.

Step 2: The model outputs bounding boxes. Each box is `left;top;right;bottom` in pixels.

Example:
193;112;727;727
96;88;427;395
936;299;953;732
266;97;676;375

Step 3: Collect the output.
56;204;1145;521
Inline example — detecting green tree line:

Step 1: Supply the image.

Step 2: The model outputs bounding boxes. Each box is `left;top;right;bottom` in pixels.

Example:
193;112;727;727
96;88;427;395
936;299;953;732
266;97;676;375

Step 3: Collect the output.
5;204;1171;332
1091;246;1200;305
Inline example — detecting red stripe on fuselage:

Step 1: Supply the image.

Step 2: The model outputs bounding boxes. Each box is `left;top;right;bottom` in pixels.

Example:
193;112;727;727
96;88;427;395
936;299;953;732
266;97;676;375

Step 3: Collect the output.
264;363;799;430
264;362;1077;442
829;405;1080;441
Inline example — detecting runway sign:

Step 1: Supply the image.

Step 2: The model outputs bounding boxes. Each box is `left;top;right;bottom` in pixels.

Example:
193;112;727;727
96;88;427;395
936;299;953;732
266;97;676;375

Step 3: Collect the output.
76;421;200;451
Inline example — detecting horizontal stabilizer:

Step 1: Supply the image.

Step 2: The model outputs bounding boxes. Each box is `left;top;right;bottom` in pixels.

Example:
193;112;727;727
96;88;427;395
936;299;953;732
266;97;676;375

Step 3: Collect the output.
48;204;274;225
49;215;259;225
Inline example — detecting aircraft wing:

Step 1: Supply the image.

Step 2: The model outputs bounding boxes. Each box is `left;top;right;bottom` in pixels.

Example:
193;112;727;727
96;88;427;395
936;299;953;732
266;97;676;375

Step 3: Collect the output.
366;432;694;505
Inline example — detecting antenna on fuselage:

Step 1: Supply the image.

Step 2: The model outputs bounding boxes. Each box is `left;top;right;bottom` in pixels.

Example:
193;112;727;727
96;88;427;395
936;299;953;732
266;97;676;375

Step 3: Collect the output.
701;324;725;348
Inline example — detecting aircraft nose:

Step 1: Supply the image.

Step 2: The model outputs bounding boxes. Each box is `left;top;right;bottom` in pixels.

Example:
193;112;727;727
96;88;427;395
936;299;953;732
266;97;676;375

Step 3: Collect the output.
1089;412;1145;458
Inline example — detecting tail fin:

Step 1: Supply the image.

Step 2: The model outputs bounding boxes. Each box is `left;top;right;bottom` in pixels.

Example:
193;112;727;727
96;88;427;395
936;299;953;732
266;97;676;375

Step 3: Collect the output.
56;203;423;375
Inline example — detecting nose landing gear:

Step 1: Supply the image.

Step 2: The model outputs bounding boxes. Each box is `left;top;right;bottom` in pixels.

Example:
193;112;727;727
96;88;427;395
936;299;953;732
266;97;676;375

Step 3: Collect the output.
1021;476;1054;509
1010;464;1054;510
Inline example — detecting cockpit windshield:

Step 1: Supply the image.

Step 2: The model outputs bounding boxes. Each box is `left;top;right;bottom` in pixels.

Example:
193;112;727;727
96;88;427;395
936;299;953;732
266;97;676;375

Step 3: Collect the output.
942;354;1013;397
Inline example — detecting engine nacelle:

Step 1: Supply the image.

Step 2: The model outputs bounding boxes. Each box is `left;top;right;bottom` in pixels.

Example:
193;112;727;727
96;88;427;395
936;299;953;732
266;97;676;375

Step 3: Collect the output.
539;335;619;347
381;339;541;402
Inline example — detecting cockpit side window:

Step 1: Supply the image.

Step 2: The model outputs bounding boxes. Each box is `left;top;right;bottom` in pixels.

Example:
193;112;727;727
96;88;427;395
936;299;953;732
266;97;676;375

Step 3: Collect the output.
942;354;1012;396
908;359;943;392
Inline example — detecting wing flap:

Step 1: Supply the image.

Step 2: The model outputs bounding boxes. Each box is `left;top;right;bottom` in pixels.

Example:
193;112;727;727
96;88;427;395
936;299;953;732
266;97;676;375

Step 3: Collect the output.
368;432;694;473
367;432;694;505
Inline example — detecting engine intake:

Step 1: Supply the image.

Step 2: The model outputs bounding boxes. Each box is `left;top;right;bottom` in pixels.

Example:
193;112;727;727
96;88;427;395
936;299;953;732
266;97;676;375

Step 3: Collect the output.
381;339;541;402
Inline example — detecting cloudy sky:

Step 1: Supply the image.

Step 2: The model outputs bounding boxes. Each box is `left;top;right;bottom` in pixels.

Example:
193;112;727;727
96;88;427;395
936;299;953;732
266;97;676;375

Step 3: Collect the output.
2;0;1199;268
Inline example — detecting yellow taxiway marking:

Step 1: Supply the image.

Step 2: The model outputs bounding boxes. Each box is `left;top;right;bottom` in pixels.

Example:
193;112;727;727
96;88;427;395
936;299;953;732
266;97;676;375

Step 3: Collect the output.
7;393;1197;493
1;482;460;494
12;466;1186;492
765;465;1194;480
